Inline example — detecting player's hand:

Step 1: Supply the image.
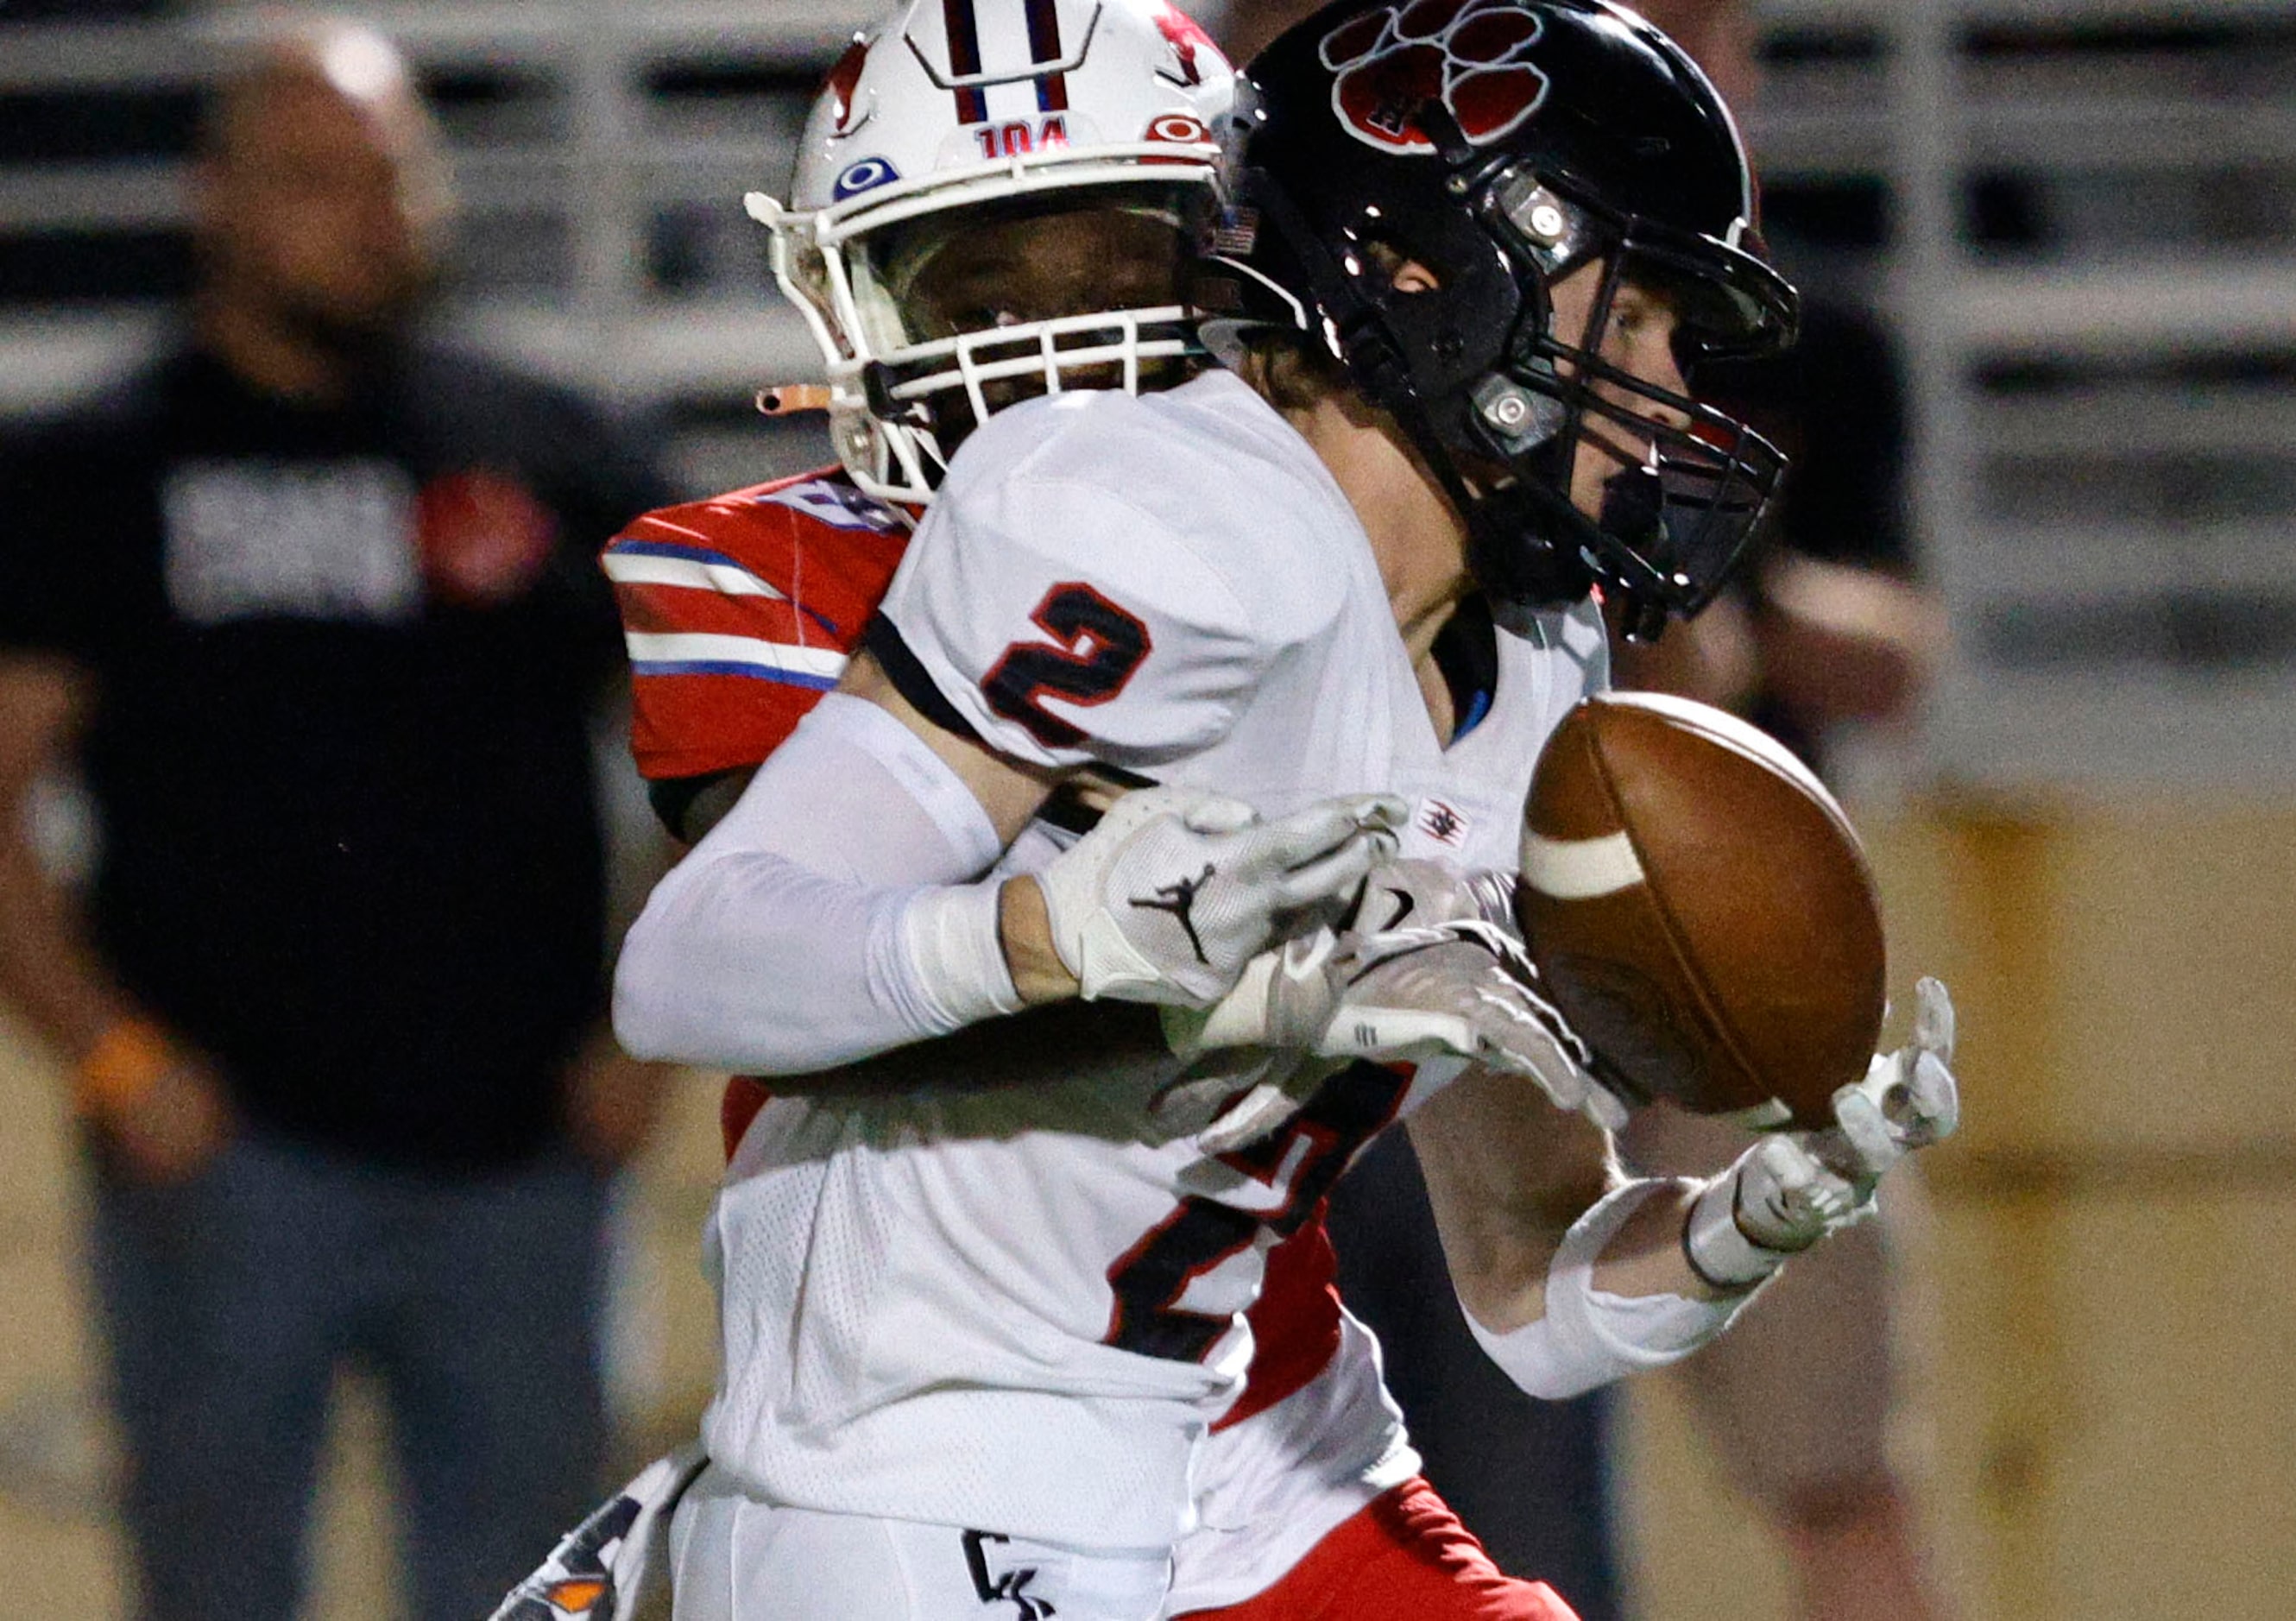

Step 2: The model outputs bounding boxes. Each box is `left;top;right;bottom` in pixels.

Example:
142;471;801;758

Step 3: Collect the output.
1687;978;1959;1287
1033;785;1406;1006
1831;974;1959;1181
1171;860;1626;1128
1297;919;1618;1114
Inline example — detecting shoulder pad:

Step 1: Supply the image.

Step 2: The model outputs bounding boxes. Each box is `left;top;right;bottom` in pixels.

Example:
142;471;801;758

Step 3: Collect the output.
605;470;911;781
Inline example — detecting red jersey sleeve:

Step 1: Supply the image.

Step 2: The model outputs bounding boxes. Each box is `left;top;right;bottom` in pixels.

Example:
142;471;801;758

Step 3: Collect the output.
602;469;911;780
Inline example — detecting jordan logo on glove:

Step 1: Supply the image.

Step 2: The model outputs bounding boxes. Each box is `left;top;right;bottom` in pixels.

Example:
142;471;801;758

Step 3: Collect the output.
1129;862;1215;964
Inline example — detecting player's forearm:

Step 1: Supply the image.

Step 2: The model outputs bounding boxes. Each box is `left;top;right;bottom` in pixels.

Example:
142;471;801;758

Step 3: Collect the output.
613;693;1025;1073
1439;1167;1773;1401
1407;1066;1612;1328
615;844;1023;1073
1410;1074;1772;1401
770;999;1166;1095
1423;1140;1734;1334
614;850;1087;1084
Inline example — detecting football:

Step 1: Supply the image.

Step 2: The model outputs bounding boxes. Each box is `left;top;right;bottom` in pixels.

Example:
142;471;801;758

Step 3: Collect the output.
1514;691;1887;1130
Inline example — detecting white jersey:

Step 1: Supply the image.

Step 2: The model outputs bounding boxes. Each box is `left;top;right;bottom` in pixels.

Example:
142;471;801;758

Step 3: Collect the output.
700;368;1606;1549
1167;1304;1416;1612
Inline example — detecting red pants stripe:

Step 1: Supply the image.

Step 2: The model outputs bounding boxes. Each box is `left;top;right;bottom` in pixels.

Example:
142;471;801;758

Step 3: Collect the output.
1176;1477;1581;1621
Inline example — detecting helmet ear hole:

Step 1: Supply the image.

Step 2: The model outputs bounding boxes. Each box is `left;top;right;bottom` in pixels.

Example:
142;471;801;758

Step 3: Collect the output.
1392;262;1441;295
1355;237;1439;296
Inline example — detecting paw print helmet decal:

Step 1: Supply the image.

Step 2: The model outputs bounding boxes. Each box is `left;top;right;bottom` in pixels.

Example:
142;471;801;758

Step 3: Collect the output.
1199;0;1801;636
1322;0;1550;153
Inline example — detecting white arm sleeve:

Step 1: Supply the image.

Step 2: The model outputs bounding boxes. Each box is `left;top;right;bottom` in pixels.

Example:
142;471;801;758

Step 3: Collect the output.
611;693;1021;1073
1460;1177;1773;1400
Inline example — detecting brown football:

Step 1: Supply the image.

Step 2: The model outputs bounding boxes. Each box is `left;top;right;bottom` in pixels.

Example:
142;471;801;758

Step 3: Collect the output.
1514;691;1886;1130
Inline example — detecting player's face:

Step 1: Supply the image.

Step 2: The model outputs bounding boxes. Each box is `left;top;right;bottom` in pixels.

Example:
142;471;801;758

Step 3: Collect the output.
877;199;1193;434
1544;260;1694;522
1380;251;1693;533
901;207;1188;345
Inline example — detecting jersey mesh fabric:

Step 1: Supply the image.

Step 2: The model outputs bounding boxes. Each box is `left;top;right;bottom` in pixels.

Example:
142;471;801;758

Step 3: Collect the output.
1170;1309;1419;1613
703;1088;1223;1543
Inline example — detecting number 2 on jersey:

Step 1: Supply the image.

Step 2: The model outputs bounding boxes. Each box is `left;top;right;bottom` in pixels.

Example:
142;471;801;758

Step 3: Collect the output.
982;582;1151;748
1104;1063;1412;1363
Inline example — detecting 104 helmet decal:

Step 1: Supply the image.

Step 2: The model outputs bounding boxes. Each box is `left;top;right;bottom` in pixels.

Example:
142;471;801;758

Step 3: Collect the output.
1202;0;1800;637
750;0;1236;504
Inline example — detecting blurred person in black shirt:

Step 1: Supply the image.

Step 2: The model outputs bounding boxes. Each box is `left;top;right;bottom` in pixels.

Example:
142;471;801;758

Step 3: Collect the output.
0;21;671;1620
1605;0;1940;757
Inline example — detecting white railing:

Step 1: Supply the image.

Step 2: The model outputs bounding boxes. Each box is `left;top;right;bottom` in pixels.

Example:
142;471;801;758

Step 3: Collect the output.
5;0;2296;782
1834;0;2296;786
0;2;862;416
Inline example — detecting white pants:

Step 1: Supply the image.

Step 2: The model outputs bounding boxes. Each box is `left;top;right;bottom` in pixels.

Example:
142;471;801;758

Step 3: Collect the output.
668;1465;1173;1621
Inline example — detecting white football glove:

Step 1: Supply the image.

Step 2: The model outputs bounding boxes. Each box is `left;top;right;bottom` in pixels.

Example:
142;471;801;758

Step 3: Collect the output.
1346;854;1523;937
1171;860;1626;1130
1836;973;1960;1176
1685;976;1959;1288
1035;785;1406;1006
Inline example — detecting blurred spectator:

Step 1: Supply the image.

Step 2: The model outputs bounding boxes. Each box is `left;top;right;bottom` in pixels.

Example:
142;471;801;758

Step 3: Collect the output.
1607;0;1943;743
0;20;671;1621
1600;0;1951;1615
1604;3;1952;1612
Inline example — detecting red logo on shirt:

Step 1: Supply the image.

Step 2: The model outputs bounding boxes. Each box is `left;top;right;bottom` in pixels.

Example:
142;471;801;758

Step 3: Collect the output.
1416;796;1471;846
414;470;557;605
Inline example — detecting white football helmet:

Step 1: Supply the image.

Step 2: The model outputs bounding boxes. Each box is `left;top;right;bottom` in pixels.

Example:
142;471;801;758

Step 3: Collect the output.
746;0;1235;502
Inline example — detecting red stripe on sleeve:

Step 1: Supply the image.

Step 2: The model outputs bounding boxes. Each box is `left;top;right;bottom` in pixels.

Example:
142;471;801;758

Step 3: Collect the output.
628;672;826;782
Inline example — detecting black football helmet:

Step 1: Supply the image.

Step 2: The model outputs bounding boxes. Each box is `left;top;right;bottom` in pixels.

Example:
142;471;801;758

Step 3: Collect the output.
1197;0;1800;638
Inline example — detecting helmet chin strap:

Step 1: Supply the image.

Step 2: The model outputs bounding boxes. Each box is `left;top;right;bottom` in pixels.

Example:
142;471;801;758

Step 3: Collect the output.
1354;326;1636;622
1460;472;1593;607
1450;399;1685;640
